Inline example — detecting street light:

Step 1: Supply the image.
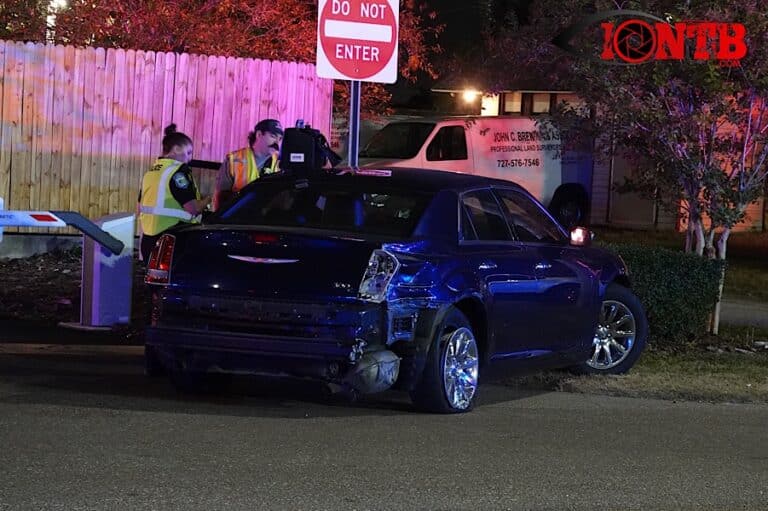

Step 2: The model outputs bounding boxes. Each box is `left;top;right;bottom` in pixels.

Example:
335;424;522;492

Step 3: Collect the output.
462;89;480;103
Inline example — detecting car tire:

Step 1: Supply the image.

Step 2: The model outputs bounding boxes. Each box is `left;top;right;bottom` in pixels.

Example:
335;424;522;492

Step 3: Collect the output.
571;284;648;375
410;307;480;414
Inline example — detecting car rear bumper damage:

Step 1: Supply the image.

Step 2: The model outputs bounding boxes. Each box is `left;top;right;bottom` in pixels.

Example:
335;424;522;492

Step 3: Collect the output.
147;293;437;394
146;326;401;394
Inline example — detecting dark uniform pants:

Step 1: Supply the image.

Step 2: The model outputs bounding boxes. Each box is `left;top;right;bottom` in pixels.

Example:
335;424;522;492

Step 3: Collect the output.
140;234;161;265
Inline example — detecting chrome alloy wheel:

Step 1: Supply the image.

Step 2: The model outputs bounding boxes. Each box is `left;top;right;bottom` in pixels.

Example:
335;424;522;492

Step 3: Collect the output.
442;327;479;410
588;299;637;370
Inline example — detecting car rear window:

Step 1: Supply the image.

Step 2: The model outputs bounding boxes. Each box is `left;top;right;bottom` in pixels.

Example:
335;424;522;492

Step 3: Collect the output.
215;178;434;238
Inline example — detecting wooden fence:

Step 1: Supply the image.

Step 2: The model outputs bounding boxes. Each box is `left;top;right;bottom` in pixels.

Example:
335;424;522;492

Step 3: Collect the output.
0;40;334;233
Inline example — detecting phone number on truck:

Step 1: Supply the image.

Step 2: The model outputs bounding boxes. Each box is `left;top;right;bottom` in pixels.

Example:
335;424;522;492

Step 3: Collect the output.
497;158;540;168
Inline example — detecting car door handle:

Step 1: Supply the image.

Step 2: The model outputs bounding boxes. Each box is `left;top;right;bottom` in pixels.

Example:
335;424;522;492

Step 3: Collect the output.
478;261;497;270
535;262;552;271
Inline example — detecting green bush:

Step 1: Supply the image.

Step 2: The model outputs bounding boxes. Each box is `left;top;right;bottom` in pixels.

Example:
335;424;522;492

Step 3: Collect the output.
601;243;725;346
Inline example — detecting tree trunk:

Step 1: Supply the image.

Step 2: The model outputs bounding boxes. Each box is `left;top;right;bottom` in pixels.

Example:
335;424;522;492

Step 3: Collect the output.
705;229;716;259
694;220;706;256
716;229;730;260
709;230;731;335
710;266;726;335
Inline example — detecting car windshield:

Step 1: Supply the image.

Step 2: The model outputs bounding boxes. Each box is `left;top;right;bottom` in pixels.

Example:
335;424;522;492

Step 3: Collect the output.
359;122;436;159
215;177;434;238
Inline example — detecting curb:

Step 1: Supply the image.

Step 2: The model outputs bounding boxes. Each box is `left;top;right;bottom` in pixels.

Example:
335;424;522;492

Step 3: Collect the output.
0;318;143;345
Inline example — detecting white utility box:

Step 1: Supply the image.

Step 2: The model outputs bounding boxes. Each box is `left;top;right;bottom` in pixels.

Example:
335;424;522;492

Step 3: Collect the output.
79;213;135;327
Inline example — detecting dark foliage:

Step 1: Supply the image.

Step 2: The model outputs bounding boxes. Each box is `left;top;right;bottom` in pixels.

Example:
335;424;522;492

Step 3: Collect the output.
604;243;725;345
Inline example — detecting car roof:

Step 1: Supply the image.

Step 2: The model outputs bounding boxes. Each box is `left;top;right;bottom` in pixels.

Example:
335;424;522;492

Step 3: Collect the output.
273;166;528;194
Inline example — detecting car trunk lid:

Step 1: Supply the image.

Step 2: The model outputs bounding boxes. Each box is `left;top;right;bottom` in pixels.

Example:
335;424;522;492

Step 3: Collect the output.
167;226;385;300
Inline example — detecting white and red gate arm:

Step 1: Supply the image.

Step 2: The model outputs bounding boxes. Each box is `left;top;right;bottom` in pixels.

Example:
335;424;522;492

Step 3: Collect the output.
0;198;124;255
0;210;67;228
316;0;400;84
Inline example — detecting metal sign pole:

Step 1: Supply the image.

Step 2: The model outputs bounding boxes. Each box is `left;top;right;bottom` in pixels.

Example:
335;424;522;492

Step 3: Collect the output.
348;80;361;169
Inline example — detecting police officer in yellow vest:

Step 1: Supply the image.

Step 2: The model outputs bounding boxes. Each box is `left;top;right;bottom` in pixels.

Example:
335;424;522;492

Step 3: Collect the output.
213;118;284;211
138;124;211;263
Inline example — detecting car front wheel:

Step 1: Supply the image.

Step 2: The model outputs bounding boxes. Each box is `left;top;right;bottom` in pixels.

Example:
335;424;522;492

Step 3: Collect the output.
573;284;648;375
411;307;480;413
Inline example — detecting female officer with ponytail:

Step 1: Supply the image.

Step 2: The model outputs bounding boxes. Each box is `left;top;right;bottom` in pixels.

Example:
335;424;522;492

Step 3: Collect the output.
138;124;211;263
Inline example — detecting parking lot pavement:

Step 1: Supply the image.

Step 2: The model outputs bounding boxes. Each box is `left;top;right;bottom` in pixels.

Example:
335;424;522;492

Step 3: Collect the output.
0;347;766;511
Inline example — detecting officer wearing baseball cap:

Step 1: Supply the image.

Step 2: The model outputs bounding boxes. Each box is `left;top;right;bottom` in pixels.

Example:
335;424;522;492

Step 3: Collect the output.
214;118;284;210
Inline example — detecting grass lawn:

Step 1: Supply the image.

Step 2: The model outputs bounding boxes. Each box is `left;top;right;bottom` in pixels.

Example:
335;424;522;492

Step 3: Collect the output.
505;324;768;404
557;351;768;404
506;351;768;404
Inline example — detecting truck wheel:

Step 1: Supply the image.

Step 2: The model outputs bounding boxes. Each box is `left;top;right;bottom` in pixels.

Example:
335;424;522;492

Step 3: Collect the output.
410;307;480;413
571;284;648;375
549;185;589;229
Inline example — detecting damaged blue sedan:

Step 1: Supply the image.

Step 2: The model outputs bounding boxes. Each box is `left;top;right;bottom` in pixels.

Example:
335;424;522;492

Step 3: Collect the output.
144;167;647;413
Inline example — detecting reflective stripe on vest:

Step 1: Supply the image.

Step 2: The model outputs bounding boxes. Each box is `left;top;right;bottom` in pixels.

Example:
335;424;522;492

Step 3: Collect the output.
138;205;194;220
229;148;279;192
139;159;200;236
265;153;279;174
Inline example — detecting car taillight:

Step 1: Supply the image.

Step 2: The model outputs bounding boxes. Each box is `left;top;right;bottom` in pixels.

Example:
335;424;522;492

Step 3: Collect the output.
145;234;176;285
358;249;400;303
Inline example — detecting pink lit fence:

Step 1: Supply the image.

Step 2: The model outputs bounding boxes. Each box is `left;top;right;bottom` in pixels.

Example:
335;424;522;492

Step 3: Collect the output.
0;40;334;232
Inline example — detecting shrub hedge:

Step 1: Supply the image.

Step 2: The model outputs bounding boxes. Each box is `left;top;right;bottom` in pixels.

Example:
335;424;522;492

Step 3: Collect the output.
600;243;725;346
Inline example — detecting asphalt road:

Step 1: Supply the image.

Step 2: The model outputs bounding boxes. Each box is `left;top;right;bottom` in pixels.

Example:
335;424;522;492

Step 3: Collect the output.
0;344;766;511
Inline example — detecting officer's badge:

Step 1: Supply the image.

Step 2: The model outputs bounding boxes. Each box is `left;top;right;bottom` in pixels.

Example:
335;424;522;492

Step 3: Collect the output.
173;173;190;189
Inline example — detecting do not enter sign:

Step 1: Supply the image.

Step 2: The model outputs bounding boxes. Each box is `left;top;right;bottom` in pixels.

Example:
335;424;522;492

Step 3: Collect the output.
316;0;399;83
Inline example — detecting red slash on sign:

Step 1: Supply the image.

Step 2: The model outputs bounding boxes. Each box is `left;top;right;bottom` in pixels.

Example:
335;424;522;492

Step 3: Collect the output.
316;0;399;83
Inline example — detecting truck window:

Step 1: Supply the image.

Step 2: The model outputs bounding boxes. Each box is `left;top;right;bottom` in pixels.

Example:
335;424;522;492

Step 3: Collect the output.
359;122;435;159
426;126;468;161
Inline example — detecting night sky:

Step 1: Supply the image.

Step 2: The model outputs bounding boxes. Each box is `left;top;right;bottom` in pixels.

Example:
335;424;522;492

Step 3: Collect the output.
429;0;532;55
391;0;533;108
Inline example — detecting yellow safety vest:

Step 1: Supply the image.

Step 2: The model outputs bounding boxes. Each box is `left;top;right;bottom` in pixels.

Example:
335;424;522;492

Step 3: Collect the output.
228;147;279;193
139;158;201;236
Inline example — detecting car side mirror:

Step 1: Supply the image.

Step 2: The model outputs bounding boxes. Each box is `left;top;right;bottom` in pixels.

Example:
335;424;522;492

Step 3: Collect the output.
570;226;594;247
